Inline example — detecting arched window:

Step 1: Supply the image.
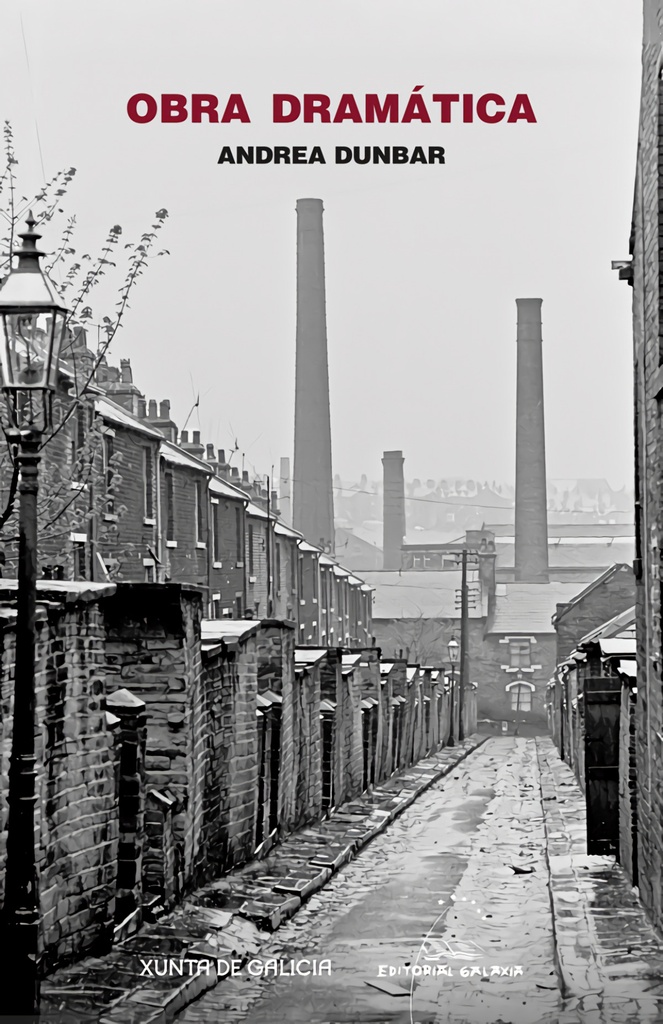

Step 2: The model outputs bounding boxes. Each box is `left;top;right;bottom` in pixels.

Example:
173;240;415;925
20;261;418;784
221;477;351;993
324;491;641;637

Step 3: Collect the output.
505;679;535;712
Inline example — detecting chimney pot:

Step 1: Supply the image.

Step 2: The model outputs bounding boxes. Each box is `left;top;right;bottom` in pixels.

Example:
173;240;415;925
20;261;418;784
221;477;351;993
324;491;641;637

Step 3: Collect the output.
231;467;240;479
148;399;157;418
137;399;147;418
206;443;215;460
160;400;170;419
181;430;189;444
242;470;249;483
120;359;133;384
193;430;201;445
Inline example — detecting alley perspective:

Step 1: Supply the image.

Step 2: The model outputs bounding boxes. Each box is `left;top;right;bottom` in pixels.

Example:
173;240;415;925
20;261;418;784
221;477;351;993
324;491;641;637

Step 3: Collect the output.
38;737;663;1024
0;3;661;1024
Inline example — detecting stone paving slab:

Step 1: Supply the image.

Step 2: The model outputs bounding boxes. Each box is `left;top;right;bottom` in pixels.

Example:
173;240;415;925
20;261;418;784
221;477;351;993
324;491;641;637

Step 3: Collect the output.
536;736;663;1023
40;734;485;1023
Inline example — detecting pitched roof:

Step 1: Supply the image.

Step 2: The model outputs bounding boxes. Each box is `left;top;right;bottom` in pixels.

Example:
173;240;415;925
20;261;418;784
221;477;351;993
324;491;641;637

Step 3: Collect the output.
95;396;163;439
362;570;485;620
578;605;636;645
551;564;633;624
160;440;213;474
209;476;250;502
489;582;585;635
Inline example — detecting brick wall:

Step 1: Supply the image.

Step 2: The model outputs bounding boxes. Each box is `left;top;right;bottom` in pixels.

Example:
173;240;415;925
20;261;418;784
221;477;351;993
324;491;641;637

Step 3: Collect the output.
619;678;638;885
161;461;210;589
632;0;663;931
245;513;269;617
554;566;635;663
209;495;246;616
97;423;161;584
201;633;259;871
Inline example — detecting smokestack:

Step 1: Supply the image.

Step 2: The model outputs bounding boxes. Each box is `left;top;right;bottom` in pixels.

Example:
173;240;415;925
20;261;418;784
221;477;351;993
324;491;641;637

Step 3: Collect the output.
382;451;405;570
280;457;292;525
515;298;549;582
293;198;334;553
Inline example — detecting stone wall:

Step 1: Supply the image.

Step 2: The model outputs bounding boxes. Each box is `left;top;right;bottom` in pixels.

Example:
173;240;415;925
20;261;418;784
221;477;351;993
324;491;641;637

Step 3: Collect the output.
0;591;120;974
201;630;259;872
102;583;206;892
0;576;463;978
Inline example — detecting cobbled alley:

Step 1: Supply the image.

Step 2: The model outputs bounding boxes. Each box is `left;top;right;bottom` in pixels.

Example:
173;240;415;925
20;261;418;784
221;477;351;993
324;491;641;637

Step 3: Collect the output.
176;737;663;1024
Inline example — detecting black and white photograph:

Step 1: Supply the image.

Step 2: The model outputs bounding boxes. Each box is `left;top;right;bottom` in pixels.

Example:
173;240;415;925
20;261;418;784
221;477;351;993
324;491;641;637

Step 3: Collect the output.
0;2;656;1022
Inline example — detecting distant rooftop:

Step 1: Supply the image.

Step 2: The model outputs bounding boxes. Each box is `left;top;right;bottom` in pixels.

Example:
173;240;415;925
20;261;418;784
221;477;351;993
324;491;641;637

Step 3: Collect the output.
489;581;592;635
363;570;485;620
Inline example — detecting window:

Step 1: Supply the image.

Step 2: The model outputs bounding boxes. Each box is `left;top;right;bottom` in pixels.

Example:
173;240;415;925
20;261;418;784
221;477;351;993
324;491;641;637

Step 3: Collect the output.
298;555;304;597
103;434;115;514
195;480;204;543
71;406;88;482
248;524;254;575
235;506;243;561
234;594;243;617
212;501;220;562
71;535;88;580
143;446;154;519
509;640;531;669
275;541;281;591
291;549;297;595
165;469;175;541
510;684;532;712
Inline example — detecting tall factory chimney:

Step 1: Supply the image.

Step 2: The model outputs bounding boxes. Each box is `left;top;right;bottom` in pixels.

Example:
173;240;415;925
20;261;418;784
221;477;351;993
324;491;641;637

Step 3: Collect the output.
514;298;549;583
382;450;406;570
293;198;335;553
279;457;291;525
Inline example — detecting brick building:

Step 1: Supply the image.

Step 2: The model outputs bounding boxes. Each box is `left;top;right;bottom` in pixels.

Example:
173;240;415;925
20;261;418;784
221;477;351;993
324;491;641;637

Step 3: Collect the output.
622;0;663;933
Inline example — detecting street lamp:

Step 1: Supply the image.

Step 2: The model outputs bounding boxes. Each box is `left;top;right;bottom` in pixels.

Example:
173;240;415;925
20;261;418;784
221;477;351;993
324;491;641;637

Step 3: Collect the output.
447;635;459;746
0;212;69;1017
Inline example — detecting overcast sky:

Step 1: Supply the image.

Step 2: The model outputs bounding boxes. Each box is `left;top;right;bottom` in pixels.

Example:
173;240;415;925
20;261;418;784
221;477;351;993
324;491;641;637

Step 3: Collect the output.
0;1;642;489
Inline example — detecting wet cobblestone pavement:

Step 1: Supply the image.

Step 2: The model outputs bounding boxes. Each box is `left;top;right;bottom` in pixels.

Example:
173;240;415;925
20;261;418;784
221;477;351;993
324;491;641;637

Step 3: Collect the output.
176;737;663;1024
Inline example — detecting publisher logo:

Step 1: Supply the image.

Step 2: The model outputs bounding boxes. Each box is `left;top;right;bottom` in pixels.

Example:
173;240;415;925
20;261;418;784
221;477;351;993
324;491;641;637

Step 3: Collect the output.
421;937;485;961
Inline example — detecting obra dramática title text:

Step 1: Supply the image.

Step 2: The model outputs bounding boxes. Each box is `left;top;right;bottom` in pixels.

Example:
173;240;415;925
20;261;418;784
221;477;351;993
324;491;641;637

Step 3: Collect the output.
127;89;536;165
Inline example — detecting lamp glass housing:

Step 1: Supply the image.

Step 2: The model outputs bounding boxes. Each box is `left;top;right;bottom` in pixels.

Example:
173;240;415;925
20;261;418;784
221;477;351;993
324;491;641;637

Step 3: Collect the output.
447;636;460;664
0;213;69;432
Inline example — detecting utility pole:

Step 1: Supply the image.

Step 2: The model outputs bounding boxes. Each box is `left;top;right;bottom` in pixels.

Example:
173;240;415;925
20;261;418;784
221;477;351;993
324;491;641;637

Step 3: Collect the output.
266;476;272;618
459;547;469;741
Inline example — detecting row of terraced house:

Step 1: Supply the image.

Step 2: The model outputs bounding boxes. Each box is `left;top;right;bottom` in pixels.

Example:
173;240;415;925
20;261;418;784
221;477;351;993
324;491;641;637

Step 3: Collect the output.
0;335;477;975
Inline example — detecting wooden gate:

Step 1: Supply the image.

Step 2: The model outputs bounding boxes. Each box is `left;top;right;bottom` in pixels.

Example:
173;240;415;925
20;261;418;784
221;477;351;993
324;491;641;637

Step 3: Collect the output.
583;675;621;855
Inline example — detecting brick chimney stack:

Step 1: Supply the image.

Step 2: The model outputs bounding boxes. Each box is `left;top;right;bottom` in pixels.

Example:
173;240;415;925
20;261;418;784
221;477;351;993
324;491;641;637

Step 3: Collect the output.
382;451;406;570
279;457;291;525
514;298;549;583
145;398;178;443
293;198;335;553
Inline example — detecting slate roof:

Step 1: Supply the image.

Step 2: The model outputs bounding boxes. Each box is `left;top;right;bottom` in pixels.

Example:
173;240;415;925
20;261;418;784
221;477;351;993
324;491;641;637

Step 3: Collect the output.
578;605;636;646
209;476;250;502
489;582;587;635
95;396;164;439
551;564;633;624
495;540;635;569
362;570;485;620
160;440;213;474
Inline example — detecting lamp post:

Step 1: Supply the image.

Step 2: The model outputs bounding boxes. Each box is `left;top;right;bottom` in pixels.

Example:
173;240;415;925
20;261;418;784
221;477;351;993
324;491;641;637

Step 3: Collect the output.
447;635;459;746
0;213;69;1017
